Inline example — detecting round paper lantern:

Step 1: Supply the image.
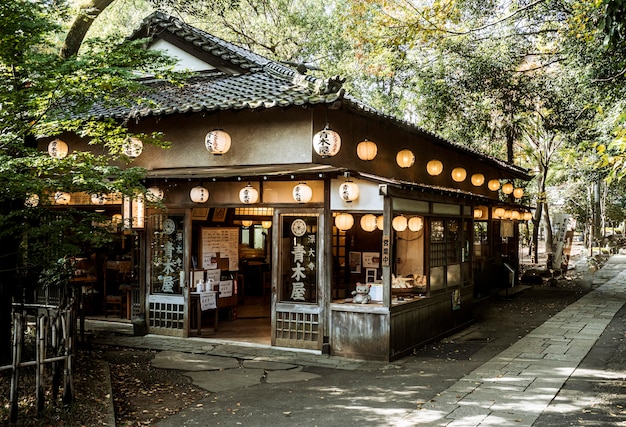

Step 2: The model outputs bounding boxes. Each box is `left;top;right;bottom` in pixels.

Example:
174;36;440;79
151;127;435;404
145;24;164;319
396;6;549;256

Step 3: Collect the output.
190;186;210;203
24;194;39;208
262;220;272;229
360;214;378;232
513;187;524;199
54;191;71;205
502;182;514;194
473;208;483;219
494;207;505;218
205;129;232;155
503;209;512;219
312;126;341;157
293;183;313;203
451;167;467;182
91;194;106;205
471;173;485;186
396;149;415;168
523;211;533;221
123;137;143;157
242;220;253;227
112;213;123;225
376;215;384;230
356;139;377;161
487;179;501;191
239;184;259;204
408;216;423;232
48;139;68;159
338;181;359;203
335;213;354;231
392;215;408;232
511;210;521;220
426;159;444;176
146;186;164;202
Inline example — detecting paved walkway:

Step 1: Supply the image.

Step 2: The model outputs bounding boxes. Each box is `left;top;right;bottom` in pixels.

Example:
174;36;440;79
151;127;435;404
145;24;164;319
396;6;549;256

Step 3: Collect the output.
406;255;626;426
88;255;626;426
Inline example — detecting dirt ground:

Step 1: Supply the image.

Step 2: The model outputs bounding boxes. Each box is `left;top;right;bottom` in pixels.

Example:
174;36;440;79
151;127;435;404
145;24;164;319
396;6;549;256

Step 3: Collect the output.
0;245;598;426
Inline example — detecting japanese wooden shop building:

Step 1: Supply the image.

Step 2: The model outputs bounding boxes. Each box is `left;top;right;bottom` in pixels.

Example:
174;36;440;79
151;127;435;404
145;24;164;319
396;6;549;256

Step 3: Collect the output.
46;12;531;361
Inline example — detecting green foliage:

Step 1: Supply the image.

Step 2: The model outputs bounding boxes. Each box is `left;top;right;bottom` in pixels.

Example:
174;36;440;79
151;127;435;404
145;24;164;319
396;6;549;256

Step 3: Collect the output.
0;0;175;283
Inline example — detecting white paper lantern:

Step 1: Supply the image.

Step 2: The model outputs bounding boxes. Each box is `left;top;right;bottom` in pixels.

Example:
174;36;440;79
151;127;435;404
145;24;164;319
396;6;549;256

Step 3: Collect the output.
376;215;384;230
239;184;259;204
54;191;71;205
360;214;378;232
494;207;505;218
335;213;354;231
511;210;521;220
356;139;377;161
190;186;210;203
123;137;143;157
451;167;467;182
205;129;232;155
392;215;408;232
408;216;423;232
338;181;359;203
488;179;501;191
471;173;485;186
24;194;39;208
146;186;164;202
313;126;341;157
292;183;313;203
426;159;443;176
502;182;514;194
396;149;415;168
91;194;106;205
48;139;68;159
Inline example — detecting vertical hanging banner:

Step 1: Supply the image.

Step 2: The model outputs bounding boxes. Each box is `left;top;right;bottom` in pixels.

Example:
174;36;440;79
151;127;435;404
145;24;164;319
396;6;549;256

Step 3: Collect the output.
287;217;317;303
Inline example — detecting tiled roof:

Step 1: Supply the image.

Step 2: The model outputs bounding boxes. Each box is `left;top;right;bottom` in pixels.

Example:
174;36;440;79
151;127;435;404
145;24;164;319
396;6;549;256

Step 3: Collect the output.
91;11;528;178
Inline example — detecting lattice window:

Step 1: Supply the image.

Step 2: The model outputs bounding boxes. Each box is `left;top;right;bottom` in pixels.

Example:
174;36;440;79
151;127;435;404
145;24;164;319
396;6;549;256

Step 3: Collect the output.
275;311;319;342
149;300;184;329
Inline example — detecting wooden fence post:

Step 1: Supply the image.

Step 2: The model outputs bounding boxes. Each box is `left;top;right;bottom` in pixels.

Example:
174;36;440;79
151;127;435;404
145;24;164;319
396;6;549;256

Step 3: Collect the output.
9;311;24;424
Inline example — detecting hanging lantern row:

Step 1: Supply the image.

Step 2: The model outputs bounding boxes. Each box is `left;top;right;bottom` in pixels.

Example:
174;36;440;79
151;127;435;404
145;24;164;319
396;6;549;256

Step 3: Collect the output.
47;137;146;159
337;213;424;232
493;207;533;221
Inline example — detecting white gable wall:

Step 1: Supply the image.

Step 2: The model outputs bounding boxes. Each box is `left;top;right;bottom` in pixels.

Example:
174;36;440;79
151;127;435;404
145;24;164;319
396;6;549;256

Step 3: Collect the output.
150;39;215;72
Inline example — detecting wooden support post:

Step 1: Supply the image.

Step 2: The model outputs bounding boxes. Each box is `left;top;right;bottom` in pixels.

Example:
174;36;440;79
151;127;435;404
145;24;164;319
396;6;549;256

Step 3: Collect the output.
62;307;74;405
9;312;23;424
36;314;48;413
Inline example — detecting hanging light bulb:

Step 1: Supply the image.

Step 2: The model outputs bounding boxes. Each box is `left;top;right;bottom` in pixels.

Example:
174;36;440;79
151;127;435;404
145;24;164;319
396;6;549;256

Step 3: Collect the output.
312;125;341;157
292;182;313;203
190;186;210;203
471;173;485;186
488;179;501;191
360;214;377;232
392;215;408;232
338;180;359;203
408;217;423;232
335;213;354;231
205;129;232;155
356;139;377;161
239;184;259;204
426;159;443;176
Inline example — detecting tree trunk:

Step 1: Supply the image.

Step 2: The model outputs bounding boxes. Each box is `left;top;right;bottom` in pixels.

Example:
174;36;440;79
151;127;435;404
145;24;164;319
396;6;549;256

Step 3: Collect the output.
60;0;115;59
